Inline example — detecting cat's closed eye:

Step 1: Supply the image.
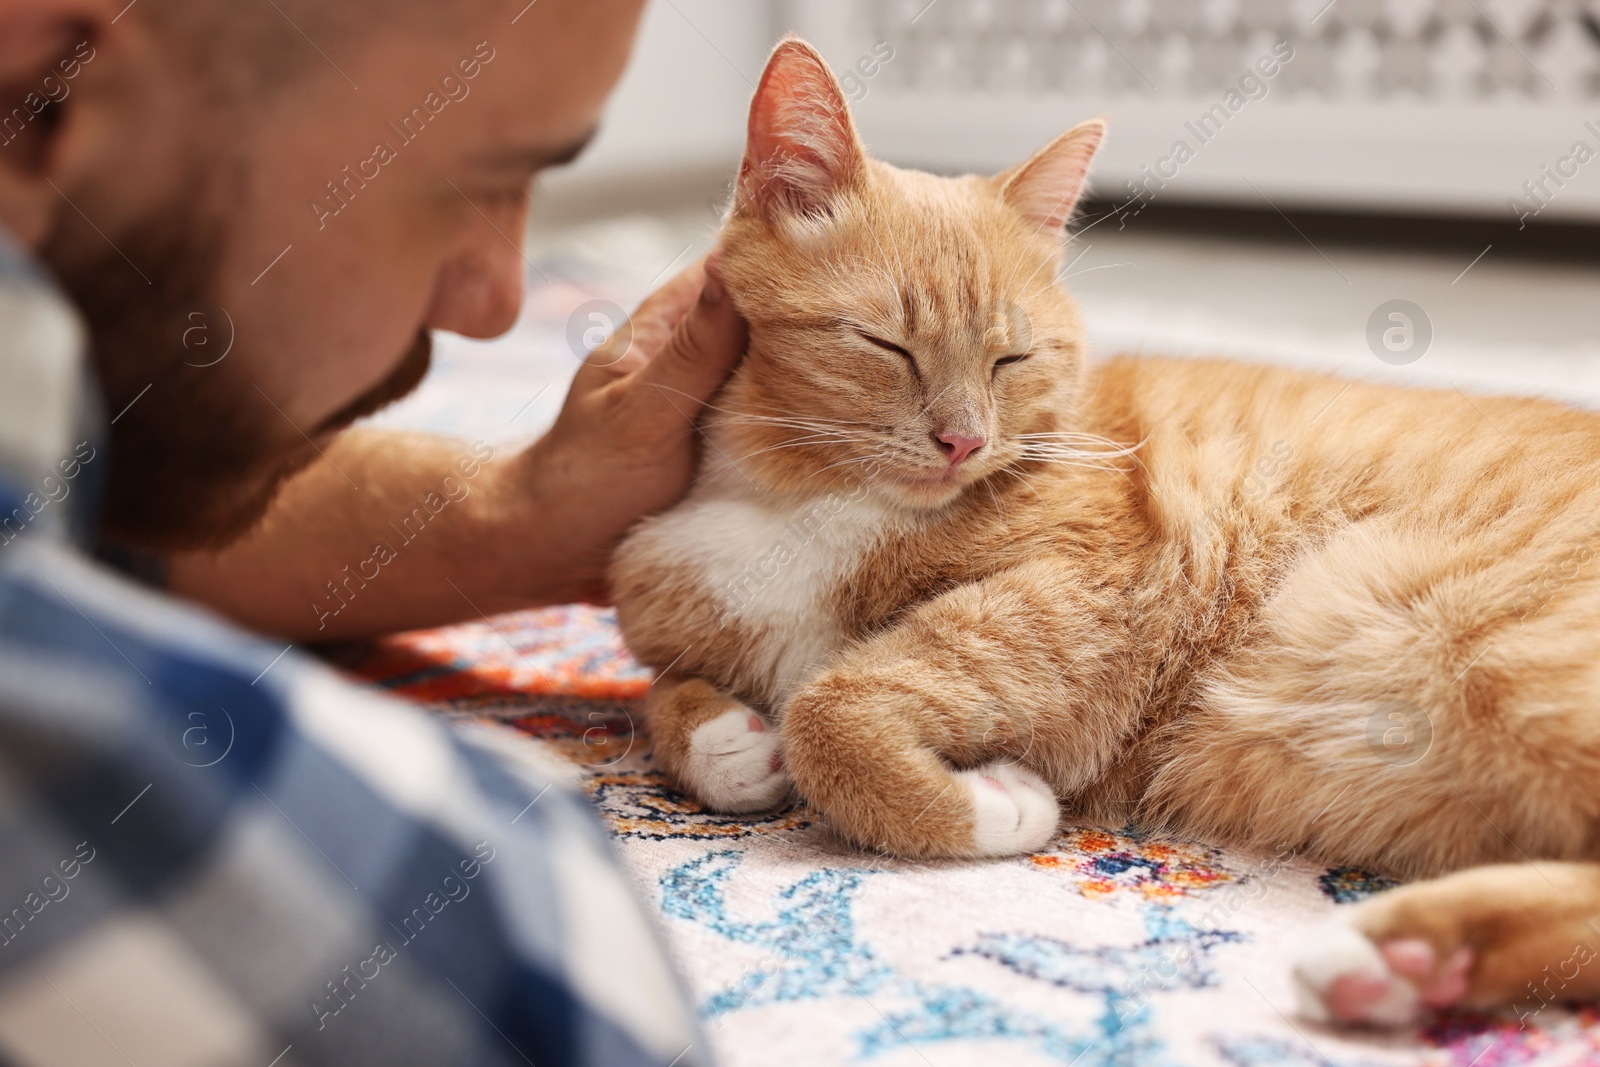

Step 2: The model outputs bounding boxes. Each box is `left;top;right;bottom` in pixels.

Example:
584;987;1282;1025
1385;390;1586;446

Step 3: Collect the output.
857;331;920;376
993;352;1031;370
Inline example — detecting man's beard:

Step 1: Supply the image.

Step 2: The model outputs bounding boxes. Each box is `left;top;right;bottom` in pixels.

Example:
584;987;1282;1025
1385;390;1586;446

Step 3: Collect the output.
40;182;432;553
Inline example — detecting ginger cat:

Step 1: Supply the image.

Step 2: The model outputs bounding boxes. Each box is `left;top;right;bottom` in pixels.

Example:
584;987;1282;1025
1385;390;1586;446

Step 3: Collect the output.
610;38;1600;1028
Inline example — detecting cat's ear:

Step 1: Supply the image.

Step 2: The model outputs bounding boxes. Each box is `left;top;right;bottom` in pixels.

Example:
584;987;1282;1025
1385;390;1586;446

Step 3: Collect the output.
996;119;1107;235
736;36;866;222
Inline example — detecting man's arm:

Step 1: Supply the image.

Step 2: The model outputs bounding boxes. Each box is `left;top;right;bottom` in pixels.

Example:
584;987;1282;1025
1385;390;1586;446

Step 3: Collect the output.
167;258;745;641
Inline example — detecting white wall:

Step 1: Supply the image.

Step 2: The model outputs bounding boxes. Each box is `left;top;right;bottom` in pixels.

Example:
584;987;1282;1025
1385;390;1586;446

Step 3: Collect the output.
535;0;780;215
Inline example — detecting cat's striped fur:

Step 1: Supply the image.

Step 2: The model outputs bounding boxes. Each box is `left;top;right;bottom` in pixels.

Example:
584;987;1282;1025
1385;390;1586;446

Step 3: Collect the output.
611;37;1600;1026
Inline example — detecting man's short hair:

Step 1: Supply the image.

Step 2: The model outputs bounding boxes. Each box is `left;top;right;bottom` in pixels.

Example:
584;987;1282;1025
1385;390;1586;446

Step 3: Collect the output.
138;0;466;96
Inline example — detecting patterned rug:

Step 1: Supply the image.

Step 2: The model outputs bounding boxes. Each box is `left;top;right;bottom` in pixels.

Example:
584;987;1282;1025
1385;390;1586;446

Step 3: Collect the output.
342;607;1600;1067
339;216;1600;1066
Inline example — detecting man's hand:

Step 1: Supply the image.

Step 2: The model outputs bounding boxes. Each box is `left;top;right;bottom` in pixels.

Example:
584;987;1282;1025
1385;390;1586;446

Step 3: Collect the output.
510;254;747;604
166;256;746;639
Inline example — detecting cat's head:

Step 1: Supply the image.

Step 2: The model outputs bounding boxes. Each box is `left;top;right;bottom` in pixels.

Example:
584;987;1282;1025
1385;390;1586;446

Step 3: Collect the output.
712;36;1105;513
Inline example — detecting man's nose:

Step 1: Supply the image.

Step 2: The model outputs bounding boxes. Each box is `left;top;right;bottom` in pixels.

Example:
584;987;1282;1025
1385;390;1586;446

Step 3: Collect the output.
423;241;526;340
932;430;985;466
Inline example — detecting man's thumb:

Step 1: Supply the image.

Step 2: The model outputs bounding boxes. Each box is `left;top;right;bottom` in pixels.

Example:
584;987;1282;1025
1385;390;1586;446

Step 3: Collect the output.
643;259;747;407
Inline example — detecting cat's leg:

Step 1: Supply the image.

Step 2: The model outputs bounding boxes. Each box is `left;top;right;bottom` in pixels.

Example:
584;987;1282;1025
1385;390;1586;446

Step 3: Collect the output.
1293;862;1600;1025
789;681;1059;859
645;675;791;813
781;561;1137;858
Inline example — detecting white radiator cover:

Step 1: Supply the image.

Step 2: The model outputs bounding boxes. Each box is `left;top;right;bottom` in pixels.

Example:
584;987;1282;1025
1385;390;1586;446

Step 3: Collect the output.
790;0;1600;222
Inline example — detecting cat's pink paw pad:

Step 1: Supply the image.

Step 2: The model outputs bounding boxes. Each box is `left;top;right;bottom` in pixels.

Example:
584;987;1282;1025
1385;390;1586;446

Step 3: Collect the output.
1390;940;1473;1008
959;761;1059;857
1293;923;1419;1026
1293;924;1474;1026
684;707;791;813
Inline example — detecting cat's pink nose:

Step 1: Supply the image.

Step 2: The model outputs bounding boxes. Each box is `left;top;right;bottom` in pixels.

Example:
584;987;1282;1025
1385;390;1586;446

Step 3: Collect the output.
933;431;985;466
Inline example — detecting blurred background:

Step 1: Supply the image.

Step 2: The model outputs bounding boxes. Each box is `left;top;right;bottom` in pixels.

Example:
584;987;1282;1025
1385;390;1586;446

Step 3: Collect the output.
373;0;1600;445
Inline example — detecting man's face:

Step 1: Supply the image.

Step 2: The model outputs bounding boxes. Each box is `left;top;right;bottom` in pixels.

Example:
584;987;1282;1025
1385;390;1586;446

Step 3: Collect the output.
31;0;646;549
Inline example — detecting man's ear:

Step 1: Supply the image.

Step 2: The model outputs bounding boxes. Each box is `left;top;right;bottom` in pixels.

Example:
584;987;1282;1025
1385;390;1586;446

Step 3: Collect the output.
734;36;866;223
996;118;1107;236
0;2;106;246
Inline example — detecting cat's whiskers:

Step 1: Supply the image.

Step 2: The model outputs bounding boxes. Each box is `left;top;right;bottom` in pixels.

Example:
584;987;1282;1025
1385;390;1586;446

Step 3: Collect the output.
1014;446;1146;460
803;447;905;483
649;383;883;431
1016;439;1141;454
1014;431;1136;441
1016;445;1141;471
983;476;1012;531
1014;432;1146;462
999;244;1040;309
721;419;873;443
992;463;1046;500
1012;243;1066;306
1020;227;1100;301
720;411;877;432
1017;441;1145;460
1001;431;1145;475
734;432;874;463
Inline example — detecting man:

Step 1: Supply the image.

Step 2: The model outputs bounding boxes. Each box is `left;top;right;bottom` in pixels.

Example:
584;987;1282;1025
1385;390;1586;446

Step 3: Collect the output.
0;1;744;1064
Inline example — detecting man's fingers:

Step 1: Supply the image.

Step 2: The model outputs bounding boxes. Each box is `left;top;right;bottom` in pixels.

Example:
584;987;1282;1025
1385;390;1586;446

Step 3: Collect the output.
645;259;707;320
576;260;705;379
639;255;747;409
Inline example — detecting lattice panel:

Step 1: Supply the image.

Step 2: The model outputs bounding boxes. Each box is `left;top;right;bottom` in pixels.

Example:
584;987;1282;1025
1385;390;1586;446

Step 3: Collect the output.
865;0;1600;102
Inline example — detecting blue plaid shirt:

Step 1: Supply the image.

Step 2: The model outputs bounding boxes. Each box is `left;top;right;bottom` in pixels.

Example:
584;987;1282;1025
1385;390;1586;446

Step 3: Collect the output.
0;229;706;1067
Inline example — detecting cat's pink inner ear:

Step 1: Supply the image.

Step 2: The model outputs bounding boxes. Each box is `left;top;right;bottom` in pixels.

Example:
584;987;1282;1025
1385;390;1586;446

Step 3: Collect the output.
737;38;864;220
999;119;1107;236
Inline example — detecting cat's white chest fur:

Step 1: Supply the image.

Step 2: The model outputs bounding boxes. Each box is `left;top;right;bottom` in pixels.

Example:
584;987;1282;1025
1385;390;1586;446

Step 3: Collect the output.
640;486;893;706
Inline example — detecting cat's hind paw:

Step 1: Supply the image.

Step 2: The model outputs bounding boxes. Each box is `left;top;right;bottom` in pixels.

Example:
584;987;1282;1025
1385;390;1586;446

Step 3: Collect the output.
960;761;1059;857
683;706;791;813
1293;921;1472;1027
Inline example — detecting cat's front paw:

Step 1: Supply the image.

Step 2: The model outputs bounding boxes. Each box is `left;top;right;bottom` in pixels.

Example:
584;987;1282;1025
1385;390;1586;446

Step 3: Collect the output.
1292;920;1473;1027
959;761;1060;857
682;706;791;813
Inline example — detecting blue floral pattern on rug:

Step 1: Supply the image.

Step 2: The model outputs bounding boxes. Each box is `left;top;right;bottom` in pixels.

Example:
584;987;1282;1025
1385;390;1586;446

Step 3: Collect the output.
661;849;1260;1066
